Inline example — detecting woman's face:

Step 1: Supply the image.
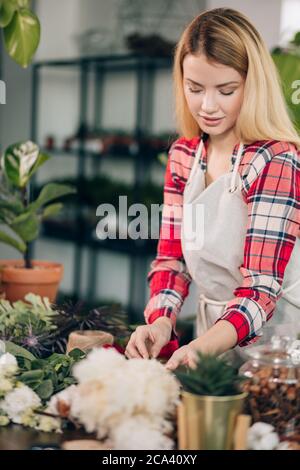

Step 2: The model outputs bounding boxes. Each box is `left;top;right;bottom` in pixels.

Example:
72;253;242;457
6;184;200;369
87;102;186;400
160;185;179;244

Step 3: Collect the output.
182;53;245;136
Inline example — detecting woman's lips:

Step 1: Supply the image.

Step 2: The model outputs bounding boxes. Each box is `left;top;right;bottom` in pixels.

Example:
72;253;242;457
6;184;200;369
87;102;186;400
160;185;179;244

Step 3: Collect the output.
200;116;224;126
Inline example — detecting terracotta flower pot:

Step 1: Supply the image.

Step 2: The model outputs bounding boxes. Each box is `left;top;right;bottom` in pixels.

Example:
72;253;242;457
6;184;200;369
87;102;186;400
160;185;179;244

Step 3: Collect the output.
0;259;63;303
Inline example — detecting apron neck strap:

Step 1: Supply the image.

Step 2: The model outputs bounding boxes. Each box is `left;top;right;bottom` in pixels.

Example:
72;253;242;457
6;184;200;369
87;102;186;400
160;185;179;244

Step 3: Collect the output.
229;142;244;193
190;137;244;192
189;137;204;182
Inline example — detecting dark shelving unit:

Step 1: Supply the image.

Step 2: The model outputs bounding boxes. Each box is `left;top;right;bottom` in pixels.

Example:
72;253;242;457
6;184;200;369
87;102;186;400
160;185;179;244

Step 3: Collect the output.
30;53;173;321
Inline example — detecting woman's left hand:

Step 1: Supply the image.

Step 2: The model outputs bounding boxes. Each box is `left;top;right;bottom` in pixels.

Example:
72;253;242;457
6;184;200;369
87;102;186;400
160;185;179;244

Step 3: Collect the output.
165;342;199;371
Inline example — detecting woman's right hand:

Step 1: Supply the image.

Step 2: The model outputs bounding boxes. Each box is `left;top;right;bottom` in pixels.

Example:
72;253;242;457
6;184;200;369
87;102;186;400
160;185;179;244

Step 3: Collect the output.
125;317;173;360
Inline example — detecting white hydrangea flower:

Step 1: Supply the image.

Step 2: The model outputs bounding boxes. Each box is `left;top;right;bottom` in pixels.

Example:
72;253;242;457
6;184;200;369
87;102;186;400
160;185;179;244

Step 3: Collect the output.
73;348;125;384
69;348;180;447
1;384;41;424
247;422;280;450
0;353;18;377
46;384;78;415
0;377;14;396
111;416;174;450
35;415;62;433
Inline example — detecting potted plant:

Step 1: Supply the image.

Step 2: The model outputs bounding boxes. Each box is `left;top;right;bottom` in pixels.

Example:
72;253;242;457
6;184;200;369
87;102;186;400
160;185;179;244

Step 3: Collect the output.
175;352;247;450
0;140;75;302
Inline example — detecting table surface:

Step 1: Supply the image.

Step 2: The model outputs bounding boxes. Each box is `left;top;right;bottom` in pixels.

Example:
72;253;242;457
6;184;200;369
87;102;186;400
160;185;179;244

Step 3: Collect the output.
0;424;93;450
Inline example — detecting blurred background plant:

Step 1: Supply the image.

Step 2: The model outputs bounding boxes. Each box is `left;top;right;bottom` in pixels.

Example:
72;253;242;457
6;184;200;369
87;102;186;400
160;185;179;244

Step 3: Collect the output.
0;0;40;68
272;30;300;134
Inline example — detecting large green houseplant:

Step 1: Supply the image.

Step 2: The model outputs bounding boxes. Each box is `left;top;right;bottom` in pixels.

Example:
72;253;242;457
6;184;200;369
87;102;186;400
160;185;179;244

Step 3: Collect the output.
0;141;75;301
272;31;300;133
176;352;247;450
0;0;40;68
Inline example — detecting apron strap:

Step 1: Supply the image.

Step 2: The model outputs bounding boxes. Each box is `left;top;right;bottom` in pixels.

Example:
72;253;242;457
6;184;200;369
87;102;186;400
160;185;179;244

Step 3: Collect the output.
198;293;231;333
229;142;244;193
189;136;244;192
188;137;204;184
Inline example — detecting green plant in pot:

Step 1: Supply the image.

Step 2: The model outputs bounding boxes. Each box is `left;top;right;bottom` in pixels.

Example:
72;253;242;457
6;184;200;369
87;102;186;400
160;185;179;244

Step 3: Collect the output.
0;141;76;302
175;352;247;450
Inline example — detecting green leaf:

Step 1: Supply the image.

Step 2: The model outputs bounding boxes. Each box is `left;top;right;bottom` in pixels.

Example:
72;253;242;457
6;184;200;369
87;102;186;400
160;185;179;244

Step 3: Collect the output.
35;379;54;400
68;348;85;361
0;229;26;252
42;203;63;220
27;152;50;180
0;0;17;27
28;183;76;211
10;211;40;242
19;369;44;384
0;193;24;215
3;8;40;68
4;341;35;361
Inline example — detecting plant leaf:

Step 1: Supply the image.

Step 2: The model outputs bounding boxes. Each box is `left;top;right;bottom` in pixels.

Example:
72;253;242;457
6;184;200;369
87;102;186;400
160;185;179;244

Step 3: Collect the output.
42;203;63;220
0;0;17;27
28;183;76;211
4;341;35;361
27;152;50;180
0;228;26;252
35;379;54;400
3;8;40;68
10;211;40;242
68;348;85;361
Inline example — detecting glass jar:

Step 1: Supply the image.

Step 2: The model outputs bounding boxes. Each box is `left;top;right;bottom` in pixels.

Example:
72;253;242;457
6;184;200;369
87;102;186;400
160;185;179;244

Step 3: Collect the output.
240;336;300;437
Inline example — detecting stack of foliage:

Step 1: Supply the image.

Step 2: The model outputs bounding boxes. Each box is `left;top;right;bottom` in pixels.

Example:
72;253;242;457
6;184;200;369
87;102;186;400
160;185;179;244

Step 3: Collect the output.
175;352;245;397
0;294;133;358
4;341;85;402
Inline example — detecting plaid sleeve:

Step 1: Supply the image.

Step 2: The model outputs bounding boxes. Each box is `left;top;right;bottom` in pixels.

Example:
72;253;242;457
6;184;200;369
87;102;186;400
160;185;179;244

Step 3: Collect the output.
219;146;300;346
144;139;193;339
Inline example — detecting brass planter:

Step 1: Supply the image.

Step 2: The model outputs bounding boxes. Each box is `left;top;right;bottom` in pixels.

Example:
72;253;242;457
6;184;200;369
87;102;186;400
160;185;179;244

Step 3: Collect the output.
179;391;247;450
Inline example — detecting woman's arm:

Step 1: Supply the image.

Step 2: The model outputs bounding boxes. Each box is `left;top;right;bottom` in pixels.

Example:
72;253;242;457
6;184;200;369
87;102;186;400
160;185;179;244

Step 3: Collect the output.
217;143;300;346
144;138;194;339
166;143;300;370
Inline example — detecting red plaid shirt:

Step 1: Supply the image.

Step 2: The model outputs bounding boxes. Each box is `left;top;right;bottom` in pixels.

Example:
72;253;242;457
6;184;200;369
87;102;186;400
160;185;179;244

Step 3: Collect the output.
144;136;300;346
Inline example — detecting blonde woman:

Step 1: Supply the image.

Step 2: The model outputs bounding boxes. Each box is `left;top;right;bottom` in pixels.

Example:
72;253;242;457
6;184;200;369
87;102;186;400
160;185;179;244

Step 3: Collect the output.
125;8;300;369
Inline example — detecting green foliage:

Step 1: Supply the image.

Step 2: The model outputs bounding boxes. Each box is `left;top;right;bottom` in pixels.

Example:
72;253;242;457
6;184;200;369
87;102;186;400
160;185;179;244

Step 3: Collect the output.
5;341;85;401
175;352;245;397
0;141;76;255
0;0;40;68
0;294;58;350
271;31;300;134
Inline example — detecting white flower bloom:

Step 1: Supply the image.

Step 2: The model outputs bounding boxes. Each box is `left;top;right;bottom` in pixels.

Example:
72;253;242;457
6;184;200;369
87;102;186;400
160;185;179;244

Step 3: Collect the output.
111;416;174;450
247;422;279;450
0;415;9;426
0;353;18;369
0;378;14;396
73;348;125;384
69;348;180;447
46;384;78;416
1;385;41;424
35;415;62;433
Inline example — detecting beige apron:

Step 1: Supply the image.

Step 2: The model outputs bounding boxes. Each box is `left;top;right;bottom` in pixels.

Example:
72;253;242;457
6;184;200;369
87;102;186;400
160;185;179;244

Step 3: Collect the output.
181;136;300;359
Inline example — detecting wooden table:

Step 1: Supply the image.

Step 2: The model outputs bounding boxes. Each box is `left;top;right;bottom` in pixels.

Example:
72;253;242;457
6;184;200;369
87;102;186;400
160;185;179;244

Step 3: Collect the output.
0;425;92;450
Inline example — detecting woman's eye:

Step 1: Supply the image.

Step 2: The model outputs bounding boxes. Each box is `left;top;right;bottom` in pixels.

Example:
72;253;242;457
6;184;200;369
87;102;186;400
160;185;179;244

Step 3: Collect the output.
188;87;202;93
220;91;234;96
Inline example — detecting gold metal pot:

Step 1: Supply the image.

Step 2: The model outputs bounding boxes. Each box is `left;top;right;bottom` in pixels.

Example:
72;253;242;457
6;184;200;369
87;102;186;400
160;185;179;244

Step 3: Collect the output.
178;390;247;450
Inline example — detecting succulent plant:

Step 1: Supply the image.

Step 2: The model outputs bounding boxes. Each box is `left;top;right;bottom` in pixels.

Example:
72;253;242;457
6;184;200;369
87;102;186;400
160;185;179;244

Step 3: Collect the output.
175;352;245;397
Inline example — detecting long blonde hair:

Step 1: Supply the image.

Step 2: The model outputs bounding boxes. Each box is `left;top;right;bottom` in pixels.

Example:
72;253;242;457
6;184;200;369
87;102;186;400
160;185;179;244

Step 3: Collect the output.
173;7;300;150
